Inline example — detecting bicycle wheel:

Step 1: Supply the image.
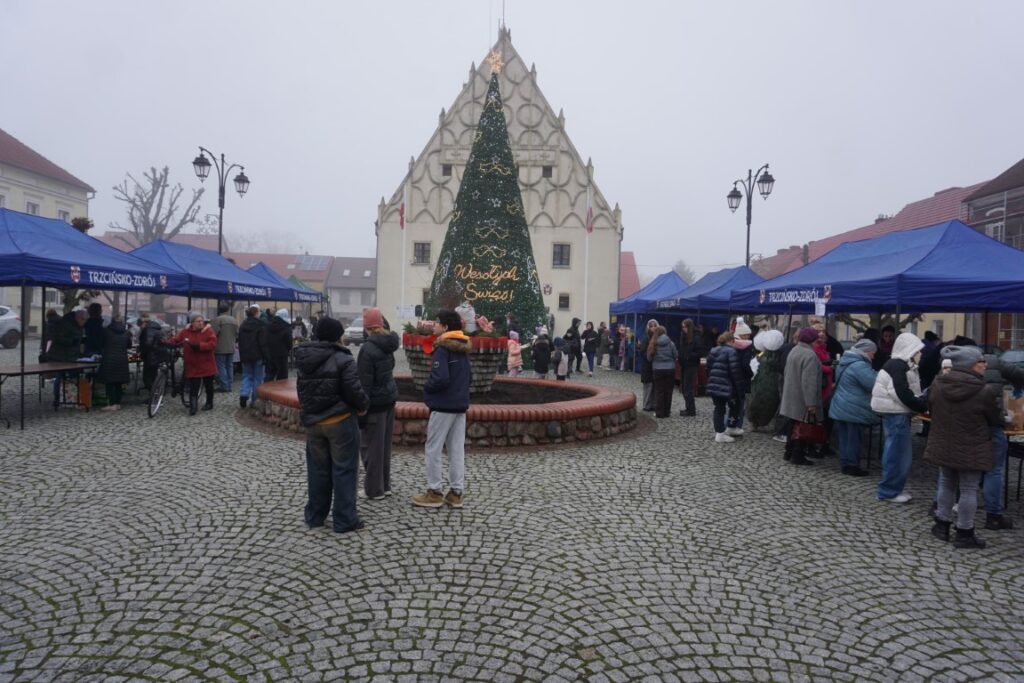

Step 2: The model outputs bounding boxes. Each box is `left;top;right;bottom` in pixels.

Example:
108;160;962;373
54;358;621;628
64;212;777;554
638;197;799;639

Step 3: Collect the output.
148;368;168;418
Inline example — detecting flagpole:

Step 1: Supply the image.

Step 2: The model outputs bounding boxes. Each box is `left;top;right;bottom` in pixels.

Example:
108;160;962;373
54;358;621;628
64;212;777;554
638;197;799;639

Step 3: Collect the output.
584;185;592;323
400;180;408;318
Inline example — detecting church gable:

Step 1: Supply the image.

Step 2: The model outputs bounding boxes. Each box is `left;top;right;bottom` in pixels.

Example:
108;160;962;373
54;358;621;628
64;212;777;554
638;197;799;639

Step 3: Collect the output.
382;28;619;234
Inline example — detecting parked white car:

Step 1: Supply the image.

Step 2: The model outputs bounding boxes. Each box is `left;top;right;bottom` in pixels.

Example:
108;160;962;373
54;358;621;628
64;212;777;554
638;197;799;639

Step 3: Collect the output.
0;305;21;348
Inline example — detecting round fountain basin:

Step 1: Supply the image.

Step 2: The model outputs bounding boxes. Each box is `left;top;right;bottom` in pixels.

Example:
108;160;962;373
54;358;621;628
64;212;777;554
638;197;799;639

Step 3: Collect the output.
254;375;638;447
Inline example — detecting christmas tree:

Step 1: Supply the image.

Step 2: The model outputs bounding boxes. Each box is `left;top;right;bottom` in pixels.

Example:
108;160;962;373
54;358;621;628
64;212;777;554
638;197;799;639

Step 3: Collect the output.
425;67;546;334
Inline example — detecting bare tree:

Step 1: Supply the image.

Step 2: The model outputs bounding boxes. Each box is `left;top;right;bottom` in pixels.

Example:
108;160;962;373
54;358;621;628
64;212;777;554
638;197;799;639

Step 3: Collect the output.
834;312;923;334
672;260;696;284
109;166;204;250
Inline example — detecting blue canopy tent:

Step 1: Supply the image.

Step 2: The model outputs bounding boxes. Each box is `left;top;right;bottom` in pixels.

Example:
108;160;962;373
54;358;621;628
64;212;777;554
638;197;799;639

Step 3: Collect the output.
0;208;190;429
731;220;1024;314
0;208;188;292
656;266;764;313
246;262;322;303
609;271;689;372
130;241;281;301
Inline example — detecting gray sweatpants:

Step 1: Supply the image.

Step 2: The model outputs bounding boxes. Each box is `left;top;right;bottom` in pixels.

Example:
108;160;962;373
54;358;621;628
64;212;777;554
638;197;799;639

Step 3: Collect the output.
360;405;395;498
642;381;655;411
424;411;466;493
936;467;983;530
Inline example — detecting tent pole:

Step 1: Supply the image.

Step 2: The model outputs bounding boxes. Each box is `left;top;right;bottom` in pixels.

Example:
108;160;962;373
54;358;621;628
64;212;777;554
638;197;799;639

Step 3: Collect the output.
41;286;48;352
20;283;26;430
983;311;989;346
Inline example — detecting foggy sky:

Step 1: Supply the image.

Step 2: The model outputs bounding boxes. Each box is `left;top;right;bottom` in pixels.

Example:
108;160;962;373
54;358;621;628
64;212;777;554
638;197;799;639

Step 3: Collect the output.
3;0;1023;281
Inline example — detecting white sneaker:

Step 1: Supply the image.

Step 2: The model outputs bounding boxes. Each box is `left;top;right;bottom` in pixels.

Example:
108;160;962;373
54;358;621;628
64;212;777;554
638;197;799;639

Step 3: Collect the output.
726;427;745;437
772;435;788;443
881;493;912;504
714;432;735;443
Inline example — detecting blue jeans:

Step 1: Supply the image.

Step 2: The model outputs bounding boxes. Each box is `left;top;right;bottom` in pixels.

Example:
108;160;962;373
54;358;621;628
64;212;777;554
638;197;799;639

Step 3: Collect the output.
215;353;234;391
835;420;864;467
240;361;265;401
878;414;912;499
305;416;361;532
585;351;595;372
983;427;1008;515
728;395;746;429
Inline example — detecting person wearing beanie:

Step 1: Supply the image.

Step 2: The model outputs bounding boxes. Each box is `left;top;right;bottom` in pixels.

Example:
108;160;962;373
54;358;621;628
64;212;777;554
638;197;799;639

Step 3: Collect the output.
727;319;755;435
828;338;879;476
924;345;1002;548
505;329;531;378
412;309;472;510
871;332;927;503
167;313;218;415
356;307;400;500
294;316;370;533
779;328;825;463
532;333;551;378
940;358;952;374
237;304;269;408
265;308;294;381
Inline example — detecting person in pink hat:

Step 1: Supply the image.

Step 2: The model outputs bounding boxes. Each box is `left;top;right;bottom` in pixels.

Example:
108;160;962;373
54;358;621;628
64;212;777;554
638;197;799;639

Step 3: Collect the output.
356;307;400;500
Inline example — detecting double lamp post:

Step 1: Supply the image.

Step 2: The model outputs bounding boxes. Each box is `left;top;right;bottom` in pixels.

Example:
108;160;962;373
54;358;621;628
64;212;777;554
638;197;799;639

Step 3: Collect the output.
727;164;775;268
191;148;250;255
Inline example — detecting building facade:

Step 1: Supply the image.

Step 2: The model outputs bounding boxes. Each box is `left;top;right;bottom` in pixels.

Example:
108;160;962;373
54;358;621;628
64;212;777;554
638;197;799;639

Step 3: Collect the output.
962;157;1024;347
0;127;94;310
375;28;623;331
324;257;377;325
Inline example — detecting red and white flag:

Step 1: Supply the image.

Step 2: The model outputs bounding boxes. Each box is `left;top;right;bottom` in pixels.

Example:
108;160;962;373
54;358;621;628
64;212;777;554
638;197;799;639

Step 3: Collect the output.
399;201;405;230
585;205;594;234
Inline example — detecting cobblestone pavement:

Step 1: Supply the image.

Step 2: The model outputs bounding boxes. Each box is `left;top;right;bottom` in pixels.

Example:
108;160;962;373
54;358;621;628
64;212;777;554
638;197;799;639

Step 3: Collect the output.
1;344;1022;682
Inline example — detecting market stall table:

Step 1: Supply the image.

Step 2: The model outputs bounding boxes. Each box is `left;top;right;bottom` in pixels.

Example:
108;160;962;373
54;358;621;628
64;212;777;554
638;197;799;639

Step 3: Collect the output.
0;361;99;427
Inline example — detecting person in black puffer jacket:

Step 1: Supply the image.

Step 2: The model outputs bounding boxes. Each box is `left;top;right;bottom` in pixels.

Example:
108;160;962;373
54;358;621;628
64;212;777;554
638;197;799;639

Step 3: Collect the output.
675;318;705;416
97;318;132;411
266;309;294;381
237;305;269;407
532;334;551;378
295;316;370;534
706;331;746;443
356;307;399;500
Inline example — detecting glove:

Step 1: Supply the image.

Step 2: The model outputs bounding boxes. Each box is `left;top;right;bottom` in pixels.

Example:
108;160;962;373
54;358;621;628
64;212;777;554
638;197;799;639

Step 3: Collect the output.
191;342;201;351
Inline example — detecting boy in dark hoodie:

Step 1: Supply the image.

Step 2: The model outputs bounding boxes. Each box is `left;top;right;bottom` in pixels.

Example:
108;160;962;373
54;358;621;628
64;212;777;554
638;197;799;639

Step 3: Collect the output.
295;317;370;533
412;309;472;509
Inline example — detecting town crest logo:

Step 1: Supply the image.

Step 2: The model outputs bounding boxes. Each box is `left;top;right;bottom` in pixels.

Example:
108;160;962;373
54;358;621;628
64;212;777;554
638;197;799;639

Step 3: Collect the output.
70;265;81;284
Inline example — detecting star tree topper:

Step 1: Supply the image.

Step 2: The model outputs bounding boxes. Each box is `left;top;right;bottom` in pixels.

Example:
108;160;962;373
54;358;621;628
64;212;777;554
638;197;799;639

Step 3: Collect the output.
486;49;505;74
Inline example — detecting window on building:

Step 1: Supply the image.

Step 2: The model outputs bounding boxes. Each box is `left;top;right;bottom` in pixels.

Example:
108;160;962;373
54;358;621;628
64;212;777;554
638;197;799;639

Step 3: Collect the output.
542;165;553;178
0;195;6;208
342;269;350;276
422;288;431;304
360;290;375;306
552;243;571;268
932;320;944;339
26;202;40;215
442;164;452;177
558;293;570;310
286;264;296;269
413;242;431;265
363;270;371;277
57;210;70;222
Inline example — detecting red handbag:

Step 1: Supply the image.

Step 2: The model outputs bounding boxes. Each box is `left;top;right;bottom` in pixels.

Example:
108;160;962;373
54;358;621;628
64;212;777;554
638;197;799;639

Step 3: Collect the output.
790;416;827;445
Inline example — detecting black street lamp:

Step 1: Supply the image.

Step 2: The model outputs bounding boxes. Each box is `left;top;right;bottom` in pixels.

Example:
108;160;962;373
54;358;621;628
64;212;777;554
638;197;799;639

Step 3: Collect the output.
727;163;775;268
191;147;250;254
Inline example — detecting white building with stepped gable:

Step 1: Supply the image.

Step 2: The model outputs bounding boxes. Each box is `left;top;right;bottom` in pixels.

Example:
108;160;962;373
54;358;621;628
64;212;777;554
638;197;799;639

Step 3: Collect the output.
375;27;623;331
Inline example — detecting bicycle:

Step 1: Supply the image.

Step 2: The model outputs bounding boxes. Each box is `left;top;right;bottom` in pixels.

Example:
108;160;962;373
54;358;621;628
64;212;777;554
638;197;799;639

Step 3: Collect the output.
147;346;205;417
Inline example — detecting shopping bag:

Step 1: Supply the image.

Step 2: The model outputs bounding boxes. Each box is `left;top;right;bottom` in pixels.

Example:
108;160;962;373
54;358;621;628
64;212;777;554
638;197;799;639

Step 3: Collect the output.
78;377;93;409
1004;388;1024;431
790;420;828;445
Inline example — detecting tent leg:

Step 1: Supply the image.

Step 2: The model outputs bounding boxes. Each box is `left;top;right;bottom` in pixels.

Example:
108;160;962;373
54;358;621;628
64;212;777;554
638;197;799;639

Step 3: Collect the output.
20;283;27;430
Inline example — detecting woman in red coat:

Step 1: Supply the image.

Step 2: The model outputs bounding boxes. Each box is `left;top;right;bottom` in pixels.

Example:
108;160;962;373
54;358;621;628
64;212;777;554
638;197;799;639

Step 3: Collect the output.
812;328;837;456
168;312;218;415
